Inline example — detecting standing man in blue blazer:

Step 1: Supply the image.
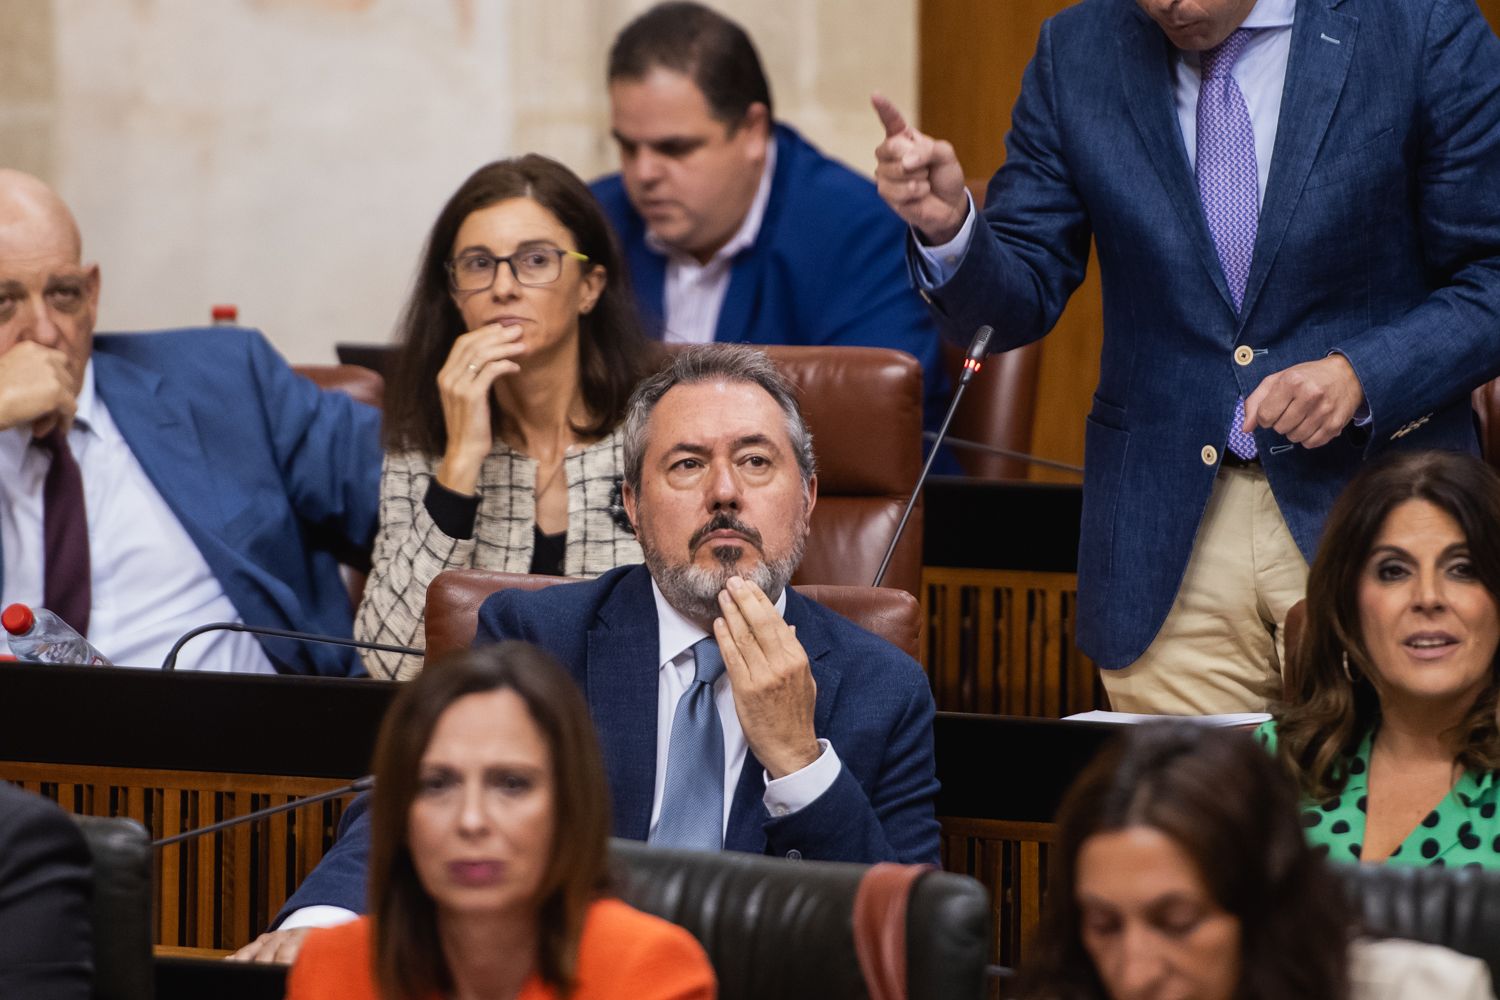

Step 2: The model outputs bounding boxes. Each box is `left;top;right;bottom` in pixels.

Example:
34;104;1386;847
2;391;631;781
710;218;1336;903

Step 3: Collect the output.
592;1;949;430
240;344;939;964
873;0;1500;714
0;169;381;675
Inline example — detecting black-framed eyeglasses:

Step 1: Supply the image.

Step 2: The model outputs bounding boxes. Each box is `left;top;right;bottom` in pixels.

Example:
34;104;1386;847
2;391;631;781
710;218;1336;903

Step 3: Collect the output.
445;247;590;293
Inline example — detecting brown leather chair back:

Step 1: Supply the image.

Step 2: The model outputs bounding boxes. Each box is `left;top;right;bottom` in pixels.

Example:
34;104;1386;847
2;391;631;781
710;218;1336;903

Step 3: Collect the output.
423;570;922;666
936;178;1044;481
1475;378;1500;471
756;345;925;596
293;363;385;410
941;339;1041;480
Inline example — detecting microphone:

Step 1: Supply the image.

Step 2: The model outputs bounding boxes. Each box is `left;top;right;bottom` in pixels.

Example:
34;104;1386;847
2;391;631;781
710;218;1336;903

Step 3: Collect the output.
153;775;374;848
922;432;1084;475
160;622;423;671
873;325;994;587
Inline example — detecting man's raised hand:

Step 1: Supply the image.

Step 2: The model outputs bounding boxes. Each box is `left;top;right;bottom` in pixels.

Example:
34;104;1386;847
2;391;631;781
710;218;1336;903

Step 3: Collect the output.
0;341;76;437
871;93;970;245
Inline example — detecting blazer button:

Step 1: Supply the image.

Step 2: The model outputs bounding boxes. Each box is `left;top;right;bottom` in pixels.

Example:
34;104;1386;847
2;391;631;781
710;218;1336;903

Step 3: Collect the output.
1201;445;1219;466
786;849;803;861
1234;345;1254;366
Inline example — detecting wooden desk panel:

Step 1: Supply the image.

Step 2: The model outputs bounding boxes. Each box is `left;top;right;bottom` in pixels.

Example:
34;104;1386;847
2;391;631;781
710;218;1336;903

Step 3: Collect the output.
2;762;355;949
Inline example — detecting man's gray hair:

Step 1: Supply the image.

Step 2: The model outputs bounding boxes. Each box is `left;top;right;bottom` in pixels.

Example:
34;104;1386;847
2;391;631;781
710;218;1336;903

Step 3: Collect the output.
623;344;816;494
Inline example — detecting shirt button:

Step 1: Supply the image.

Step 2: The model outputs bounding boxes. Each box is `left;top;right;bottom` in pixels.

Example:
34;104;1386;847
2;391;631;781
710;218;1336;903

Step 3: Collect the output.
1201;445;1219;466
1234;345;1254;366
772;804;789;817
785;849;803;861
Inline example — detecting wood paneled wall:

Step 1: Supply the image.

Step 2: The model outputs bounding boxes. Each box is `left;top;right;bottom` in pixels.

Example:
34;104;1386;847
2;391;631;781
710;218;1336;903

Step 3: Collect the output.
919;0;1500;482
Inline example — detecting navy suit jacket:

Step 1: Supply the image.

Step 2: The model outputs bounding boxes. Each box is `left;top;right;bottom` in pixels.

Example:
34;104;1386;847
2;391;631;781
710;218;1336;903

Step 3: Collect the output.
275;565;940;922
921;0;1500;668
593;123;950;429
0;328;383;675
0;785;92;1000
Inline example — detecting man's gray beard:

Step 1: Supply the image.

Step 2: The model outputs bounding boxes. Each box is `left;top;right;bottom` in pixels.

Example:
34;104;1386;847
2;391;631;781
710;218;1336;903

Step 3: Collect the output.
643;532;806;626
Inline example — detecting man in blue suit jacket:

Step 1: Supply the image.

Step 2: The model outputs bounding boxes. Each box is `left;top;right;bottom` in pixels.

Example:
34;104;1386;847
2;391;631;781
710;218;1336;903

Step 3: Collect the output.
874;0;1500;712
593;1;949;430
0;170;381;675
246;344;938;963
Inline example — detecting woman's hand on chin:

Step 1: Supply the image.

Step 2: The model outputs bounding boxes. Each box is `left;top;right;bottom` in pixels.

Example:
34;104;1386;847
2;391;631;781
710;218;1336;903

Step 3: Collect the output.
435;323;526;494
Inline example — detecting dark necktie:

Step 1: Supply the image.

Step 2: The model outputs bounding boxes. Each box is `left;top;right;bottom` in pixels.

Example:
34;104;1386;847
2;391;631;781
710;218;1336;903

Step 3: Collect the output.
1197;28;1261;460
651;637;727;850
36;428;91;636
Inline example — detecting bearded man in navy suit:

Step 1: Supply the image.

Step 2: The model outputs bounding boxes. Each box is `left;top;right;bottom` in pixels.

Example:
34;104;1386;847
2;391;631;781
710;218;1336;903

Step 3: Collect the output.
874;0;1500;713
244;344;939;963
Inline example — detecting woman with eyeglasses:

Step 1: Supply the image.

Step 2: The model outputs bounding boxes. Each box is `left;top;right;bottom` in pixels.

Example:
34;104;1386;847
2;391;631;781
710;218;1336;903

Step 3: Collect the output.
356;157;655;679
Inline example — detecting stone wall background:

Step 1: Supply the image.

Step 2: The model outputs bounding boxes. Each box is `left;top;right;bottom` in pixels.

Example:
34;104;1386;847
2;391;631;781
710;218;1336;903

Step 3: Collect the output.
0;0;917;362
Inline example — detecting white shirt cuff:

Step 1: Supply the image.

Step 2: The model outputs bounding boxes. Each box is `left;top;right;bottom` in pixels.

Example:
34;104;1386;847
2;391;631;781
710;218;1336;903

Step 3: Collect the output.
913;193;977;288
762;738;841;817
278;905;359;931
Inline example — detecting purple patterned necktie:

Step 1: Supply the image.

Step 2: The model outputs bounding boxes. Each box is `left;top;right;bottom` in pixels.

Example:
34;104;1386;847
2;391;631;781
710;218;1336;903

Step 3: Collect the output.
1197;28;1260;460
36;428;91;636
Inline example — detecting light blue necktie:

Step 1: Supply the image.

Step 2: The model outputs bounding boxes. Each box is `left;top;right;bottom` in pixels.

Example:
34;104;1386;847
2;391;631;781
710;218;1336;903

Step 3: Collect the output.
651;637;726;850
1197;28;1261;460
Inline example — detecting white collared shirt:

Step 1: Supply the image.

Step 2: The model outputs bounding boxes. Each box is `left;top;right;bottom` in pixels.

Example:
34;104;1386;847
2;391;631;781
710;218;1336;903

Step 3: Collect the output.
918;0;1296;274
647;138;778;344
0;361;274;673
648;577;841;837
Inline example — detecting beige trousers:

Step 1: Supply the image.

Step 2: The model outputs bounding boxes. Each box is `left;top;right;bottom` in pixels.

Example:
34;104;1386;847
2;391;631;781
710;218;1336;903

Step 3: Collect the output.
1099;466;1309;715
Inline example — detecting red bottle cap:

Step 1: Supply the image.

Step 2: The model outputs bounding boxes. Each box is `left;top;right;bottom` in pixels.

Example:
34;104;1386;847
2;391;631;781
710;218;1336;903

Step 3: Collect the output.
2;603;34;635
211;304;239;323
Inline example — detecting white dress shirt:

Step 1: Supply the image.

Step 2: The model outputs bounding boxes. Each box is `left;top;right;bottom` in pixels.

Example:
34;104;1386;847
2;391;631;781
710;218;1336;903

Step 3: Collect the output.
648;578;841;837
648;139;778;344
918;0;1295;276
0;361;275;673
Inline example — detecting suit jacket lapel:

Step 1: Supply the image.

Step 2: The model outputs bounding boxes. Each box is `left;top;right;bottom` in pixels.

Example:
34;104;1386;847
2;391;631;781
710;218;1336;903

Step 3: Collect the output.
91;350;237;541
587;568;663;842
628;238;668;338
723;587;842;851
1117;6;1237;313
1240;0;1357;322
714;124;792;345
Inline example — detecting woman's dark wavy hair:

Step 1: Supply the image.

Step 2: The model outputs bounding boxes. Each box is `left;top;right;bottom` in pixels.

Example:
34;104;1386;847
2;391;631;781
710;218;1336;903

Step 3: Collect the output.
1274;449;1500;801
1015;724;1351;1000
382;155;653;454
367;642;612;1000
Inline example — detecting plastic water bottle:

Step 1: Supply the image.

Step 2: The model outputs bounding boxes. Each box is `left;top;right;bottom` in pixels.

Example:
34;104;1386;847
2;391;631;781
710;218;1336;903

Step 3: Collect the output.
1;604;112;666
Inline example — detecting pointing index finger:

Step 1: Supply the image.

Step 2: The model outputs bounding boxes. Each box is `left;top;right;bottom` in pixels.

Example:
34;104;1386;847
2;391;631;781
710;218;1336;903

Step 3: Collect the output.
871;92;909;139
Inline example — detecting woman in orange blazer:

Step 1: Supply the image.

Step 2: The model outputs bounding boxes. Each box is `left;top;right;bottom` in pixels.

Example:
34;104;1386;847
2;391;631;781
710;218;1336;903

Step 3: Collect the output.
285;642;715;1000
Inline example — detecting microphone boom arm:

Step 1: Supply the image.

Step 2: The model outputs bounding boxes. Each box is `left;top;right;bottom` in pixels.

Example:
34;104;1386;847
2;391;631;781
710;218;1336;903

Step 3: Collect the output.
161;622;424;671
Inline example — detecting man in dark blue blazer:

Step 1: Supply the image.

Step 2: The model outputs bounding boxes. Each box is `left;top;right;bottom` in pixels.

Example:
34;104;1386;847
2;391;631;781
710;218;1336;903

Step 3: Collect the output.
248;344;939;963
874;0;1500;712
592;1;949;430
0;170;381;675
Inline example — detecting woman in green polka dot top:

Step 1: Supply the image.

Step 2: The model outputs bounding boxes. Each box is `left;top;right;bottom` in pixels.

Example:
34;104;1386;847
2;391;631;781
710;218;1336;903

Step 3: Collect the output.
1259;451;1500;869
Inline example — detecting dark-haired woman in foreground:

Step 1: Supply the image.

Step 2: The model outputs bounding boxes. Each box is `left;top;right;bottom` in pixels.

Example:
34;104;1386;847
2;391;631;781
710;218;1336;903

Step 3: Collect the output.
1017;723;1492;1000
1260;450;1500;867
356;156;655;680
285;642;715;999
